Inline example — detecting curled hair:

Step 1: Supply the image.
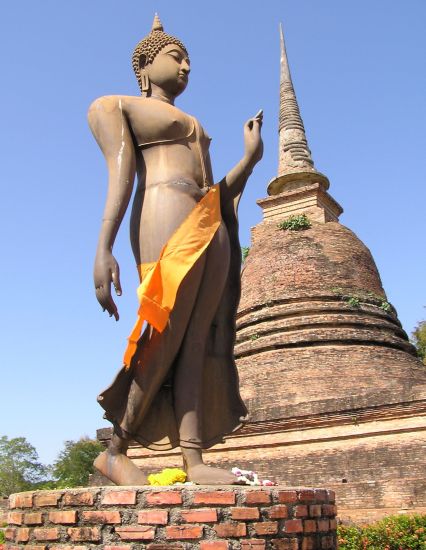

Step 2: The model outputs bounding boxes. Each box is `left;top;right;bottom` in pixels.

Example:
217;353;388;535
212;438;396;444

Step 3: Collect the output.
132;26;188;93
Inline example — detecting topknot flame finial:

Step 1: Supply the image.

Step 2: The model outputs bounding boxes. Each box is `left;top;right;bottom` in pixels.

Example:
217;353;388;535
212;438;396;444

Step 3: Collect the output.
152;13;164;32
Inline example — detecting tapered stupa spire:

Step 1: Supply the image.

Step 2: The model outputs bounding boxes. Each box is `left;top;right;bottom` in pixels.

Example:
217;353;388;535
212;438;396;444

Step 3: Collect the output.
278;23;313;168
268;23;329;195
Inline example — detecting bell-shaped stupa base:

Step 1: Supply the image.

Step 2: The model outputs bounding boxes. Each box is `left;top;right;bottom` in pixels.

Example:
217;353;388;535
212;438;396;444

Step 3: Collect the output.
230;199;426;522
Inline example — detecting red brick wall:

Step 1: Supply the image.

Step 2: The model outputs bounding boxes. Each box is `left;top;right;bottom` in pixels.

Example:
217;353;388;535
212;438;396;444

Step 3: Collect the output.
5;487;337;550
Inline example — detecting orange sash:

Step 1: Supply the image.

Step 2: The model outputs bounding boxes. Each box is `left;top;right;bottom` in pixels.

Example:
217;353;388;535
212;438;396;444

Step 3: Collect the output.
123;184;221;368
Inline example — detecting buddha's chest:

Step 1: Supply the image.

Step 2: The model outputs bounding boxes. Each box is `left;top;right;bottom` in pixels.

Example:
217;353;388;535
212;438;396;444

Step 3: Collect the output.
127;99;196;147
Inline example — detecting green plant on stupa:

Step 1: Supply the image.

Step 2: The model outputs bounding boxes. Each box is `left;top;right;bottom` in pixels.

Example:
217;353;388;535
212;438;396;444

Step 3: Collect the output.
278;214;311;231
241;246;250;263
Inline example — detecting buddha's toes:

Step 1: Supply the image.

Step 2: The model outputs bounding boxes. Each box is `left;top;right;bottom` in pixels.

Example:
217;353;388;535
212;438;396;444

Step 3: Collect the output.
187;463;238;485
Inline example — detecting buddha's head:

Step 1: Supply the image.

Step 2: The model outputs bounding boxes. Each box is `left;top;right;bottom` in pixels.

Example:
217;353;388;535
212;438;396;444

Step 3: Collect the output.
132;14;190;97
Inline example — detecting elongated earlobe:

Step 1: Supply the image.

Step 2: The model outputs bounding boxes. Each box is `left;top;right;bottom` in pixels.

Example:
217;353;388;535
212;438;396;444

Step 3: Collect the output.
138;53;150;96
140;70;150;95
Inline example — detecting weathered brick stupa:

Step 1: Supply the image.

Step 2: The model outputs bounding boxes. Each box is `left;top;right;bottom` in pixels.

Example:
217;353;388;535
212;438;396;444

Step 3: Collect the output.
97;25;426;522
232;24;426;522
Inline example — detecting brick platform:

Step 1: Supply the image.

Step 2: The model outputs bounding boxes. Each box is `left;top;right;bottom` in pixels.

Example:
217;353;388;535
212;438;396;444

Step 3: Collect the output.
5;486;337;549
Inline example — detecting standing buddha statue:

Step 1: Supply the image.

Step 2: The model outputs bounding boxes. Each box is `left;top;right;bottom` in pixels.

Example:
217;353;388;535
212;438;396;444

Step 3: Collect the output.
88;14;263;485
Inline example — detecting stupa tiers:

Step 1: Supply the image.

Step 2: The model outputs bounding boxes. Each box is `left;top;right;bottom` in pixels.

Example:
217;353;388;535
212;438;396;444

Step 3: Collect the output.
96;25;426;522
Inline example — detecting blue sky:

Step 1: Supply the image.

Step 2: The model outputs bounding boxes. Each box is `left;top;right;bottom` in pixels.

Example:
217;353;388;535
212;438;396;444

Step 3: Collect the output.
1;0;425;466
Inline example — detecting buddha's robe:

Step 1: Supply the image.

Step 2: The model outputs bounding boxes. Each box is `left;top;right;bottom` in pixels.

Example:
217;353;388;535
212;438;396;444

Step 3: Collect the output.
98;185;248;450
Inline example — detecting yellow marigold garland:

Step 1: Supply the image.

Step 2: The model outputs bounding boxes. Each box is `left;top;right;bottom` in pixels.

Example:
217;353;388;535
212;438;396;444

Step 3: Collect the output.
147;468;187;486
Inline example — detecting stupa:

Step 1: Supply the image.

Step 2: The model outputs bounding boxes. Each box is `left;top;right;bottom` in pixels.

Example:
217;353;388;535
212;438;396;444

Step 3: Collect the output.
97;25;426;522
232;24;426;522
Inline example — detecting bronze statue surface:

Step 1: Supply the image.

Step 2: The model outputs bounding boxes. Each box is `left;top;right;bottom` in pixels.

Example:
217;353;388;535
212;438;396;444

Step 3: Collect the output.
88;14;263;485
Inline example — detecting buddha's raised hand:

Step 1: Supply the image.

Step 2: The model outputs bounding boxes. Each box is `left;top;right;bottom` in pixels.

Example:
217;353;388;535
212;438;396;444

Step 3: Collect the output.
243;109;264;167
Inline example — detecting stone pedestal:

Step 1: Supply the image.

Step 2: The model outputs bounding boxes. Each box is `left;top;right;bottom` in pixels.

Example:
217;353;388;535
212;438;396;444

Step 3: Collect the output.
5;486;337;550
259;183;342;224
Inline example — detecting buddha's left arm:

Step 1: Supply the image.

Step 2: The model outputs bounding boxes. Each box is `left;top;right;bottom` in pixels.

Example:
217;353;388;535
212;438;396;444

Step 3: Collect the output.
218;111;263;205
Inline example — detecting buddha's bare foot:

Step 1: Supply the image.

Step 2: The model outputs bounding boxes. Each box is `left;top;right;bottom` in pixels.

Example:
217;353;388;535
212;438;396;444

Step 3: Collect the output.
94;450;147;486
186;463;238;485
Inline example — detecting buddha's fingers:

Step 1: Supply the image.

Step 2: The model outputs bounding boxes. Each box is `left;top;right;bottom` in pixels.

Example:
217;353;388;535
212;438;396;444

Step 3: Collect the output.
247;119;261;137
96;286;119;320
112;268;122;296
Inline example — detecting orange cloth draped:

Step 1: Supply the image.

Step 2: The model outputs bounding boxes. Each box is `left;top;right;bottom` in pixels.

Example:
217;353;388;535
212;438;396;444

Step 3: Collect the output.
123;184;222;369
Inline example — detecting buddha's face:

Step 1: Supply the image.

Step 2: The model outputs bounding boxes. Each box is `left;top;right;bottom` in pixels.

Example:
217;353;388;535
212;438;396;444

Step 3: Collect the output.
143;44;190;97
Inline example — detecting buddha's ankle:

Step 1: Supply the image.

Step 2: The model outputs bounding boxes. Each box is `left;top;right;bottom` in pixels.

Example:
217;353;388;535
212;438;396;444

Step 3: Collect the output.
109;433;129;455
181;446;203;468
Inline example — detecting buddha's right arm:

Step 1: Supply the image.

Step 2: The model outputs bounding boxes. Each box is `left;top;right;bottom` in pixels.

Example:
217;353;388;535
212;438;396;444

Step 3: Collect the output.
88;96;136;250
88;96;136;319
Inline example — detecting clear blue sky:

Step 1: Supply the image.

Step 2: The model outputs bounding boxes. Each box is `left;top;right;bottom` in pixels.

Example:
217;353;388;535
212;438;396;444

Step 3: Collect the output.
1;0;425;466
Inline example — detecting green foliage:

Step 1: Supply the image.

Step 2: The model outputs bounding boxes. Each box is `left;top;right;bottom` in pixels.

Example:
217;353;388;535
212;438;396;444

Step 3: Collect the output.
241;246;250;263
0;435;103;495
331;289;394;313
51;438;104;488
249;334;260;341
338;513;426;549
0;436;48;496
277;214;312;231
35;479;61;491
379;301;392;313
0;527;4;544
411;320;426;364
346;295;361;308
338;524;363;550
